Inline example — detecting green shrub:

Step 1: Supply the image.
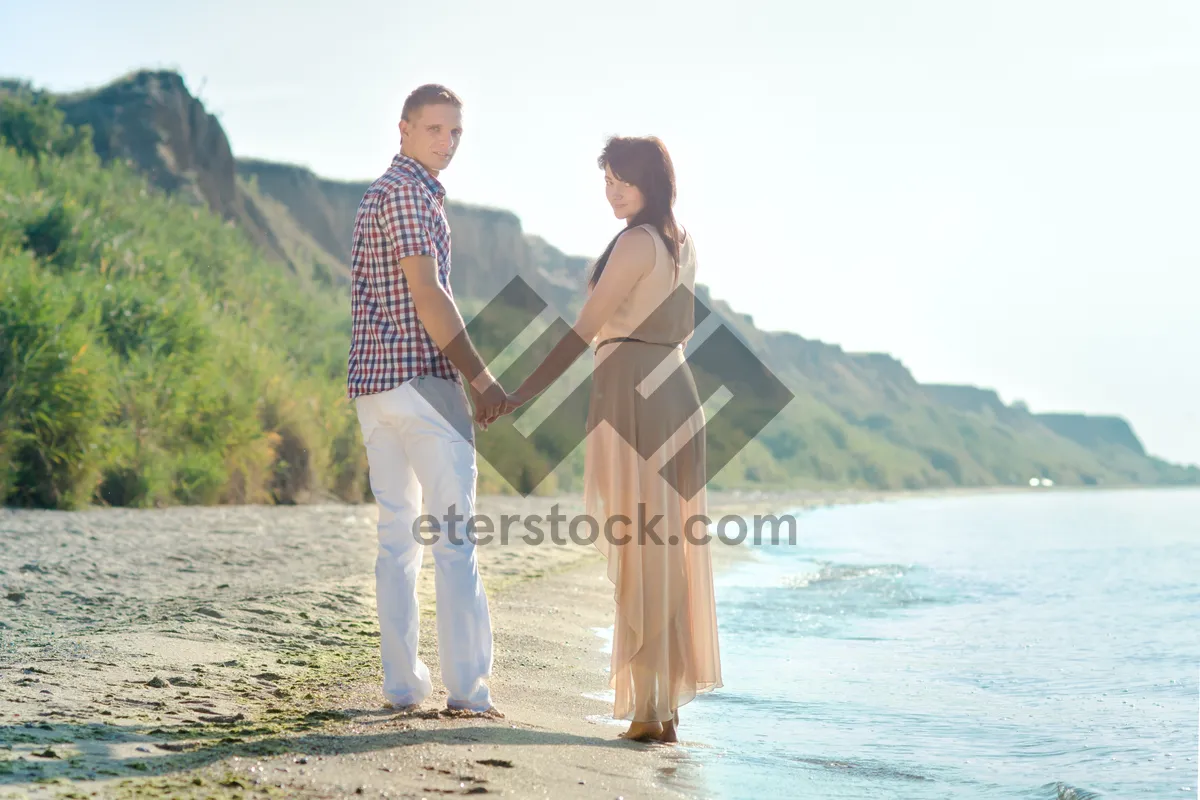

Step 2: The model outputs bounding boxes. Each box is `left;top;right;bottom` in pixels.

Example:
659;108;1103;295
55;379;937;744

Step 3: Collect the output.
0;254;113;507
0;86;93;161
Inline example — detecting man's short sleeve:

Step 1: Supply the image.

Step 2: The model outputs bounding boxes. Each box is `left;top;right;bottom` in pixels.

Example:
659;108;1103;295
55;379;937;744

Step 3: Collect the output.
378;183;436;260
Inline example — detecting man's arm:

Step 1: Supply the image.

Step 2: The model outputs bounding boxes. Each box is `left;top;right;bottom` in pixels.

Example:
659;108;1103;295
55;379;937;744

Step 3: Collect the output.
402;258;507;427
370;187;506;424
398;253;495;390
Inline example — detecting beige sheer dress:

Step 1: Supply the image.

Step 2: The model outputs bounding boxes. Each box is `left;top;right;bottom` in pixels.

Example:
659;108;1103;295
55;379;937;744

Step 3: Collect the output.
581;223;723;723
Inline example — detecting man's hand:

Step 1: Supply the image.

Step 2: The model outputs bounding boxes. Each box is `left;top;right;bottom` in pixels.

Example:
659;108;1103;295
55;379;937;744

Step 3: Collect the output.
469;373;508;429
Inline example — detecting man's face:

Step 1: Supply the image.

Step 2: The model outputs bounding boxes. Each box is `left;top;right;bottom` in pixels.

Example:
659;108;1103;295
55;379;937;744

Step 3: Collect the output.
399;103;463;174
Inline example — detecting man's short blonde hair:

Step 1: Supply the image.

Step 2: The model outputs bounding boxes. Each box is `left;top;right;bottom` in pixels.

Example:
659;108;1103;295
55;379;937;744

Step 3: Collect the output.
401;84;462;122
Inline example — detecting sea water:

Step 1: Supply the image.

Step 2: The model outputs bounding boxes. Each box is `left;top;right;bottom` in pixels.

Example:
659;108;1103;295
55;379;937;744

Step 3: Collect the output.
658;488;1200;799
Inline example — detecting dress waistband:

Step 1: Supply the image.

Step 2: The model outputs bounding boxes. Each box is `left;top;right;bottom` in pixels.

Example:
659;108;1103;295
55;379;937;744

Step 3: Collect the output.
596;336;682;349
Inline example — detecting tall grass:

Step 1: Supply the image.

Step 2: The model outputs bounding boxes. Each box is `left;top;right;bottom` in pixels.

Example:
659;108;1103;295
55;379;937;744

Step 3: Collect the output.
0;90;367;508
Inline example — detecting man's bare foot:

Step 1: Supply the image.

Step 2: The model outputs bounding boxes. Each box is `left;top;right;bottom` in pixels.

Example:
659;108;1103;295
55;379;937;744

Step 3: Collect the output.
619;721;664;742
383;701;421;713
445;704;505;719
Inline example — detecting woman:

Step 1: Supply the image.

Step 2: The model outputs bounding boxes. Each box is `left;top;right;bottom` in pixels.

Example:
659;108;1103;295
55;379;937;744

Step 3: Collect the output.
504;136;722;742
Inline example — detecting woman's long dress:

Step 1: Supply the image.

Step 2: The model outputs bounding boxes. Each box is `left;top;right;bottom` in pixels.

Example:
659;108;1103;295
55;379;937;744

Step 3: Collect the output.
583;223;723;723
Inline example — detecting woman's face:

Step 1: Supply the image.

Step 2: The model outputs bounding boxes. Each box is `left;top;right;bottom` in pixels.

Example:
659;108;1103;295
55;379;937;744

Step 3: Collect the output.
605;164;645;220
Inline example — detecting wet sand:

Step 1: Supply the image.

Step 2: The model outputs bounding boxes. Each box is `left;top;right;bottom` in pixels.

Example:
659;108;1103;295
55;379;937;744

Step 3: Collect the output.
0;488;902;798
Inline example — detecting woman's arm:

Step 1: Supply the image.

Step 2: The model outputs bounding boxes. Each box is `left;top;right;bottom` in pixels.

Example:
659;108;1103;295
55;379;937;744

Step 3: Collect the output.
508;227;655;407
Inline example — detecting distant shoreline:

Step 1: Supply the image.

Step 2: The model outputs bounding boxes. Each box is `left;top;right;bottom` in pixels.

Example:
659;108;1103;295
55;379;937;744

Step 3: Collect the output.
7;478;1189;517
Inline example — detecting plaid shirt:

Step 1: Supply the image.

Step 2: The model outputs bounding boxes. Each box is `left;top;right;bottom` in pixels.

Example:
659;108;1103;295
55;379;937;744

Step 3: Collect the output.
347;153;459;399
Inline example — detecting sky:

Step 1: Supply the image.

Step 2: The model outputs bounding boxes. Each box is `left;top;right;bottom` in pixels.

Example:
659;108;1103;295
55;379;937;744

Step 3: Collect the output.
2;0;1198;464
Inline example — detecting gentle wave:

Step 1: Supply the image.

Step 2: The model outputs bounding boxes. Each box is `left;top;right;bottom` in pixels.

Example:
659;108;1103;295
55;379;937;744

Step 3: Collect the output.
782;561;911;589
791;755;934;783
1031;781;1102;800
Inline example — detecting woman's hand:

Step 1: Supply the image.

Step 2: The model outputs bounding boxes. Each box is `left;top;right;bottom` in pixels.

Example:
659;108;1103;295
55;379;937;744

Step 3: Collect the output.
504;388;530;414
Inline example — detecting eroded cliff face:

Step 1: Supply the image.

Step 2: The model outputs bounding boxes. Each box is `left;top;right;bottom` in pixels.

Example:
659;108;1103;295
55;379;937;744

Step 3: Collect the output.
55;70;290;269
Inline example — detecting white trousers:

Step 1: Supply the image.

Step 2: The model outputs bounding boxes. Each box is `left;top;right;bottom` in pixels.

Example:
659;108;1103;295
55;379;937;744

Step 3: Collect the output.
355;375;493;711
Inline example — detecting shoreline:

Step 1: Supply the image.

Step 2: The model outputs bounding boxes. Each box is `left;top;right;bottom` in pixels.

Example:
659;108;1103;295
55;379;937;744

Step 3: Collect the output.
0;485;1151;798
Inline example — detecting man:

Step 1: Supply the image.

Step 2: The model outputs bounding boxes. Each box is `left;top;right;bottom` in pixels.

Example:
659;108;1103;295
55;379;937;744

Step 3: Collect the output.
347;83;505;715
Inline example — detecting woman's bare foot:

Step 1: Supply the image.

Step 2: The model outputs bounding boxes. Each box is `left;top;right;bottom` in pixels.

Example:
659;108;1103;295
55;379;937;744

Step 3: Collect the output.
659;709;680;743
619;721;664;742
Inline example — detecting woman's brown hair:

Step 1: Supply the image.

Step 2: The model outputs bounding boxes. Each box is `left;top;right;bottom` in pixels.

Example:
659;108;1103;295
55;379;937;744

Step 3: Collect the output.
589;136;683;287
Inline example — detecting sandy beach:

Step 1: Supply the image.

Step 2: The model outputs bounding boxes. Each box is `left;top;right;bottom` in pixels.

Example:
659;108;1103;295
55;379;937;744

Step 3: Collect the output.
0;488;901;799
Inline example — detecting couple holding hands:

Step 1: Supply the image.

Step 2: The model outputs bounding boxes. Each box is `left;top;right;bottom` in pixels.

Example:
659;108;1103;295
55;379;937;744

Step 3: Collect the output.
347;83;721;742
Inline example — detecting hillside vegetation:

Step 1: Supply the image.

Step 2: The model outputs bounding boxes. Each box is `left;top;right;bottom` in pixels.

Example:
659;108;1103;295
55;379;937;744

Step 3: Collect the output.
0;90;367;507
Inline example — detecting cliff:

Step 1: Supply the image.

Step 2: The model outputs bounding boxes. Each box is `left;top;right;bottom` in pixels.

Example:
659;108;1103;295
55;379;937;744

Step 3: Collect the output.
10;68;1195;491
1035;413;1146;456
53;71;290;268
